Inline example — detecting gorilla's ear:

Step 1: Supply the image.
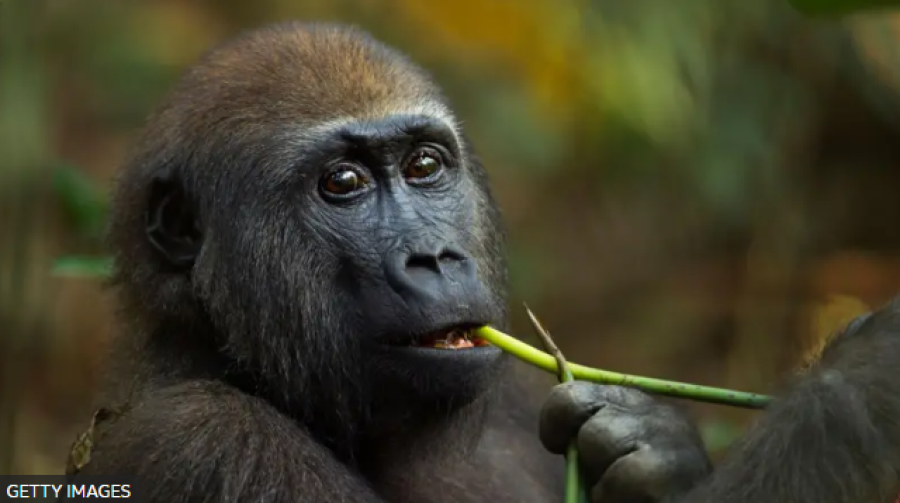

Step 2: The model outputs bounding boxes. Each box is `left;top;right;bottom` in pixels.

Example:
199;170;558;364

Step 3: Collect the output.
145;175;203;269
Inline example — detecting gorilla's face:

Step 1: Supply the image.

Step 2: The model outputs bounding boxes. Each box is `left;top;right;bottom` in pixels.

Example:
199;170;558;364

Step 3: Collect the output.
191;114;509;406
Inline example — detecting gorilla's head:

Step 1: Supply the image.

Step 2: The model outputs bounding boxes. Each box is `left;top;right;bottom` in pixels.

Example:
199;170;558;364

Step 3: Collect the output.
106;22;511;454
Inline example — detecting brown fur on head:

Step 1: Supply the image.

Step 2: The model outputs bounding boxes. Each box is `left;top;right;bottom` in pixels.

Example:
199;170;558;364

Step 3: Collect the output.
107;21;471;330
102;21;509;460
150;22;456;143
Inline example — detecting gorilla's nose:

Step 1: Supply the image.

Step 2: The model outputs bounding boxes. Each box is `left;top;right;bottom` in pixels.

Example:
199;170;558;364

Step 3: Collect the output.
385;243;478;301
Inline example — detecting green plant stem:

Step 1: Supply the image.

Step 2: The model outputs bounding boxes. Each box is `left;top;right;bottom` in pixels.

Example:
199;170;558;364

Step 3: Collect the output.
525;307;587;503
475;325;772;410
565;444;584;503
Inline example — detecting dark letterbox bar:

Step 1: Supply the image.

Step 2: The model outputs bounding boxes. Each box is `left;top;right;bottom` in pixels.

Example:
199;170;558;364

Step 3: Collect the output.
0;476;140;502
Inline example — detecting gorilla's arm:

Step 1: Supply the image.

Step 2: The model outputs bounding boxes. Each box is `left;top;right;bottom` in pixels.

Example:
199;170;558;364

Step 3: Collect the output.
682;309;900;503
76;381;385;503
542;303;900;503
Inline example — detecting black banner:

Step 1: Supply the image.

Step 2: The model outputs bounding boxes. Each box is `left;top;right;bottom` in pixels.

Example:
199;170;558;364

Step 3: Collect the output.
0;476;139;502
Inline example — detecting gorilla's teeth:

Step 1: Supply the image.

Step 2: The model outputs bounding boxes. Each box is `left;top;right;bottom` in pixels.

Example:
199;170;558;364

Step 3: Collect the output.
412;328;482;349
428;329;477;349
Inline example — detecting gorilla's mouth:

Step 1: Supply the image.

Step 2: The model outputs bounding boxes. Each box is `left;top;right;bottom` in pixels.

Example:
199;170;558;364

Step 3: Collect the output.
412;327;490;349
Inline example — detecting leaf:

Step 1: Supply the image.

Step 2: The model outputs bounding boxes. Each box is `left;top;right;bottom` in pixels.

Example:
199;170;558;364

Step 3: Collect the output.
789;0;900;17
66;407;129;476
803;295;870;366
52;164;109;239
52;256;113;278
699;420;743;453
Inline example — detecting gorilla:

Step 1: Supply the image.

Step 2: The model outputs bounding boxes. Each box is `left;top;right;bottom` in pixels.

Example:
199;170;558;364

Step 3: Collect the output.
70;21;900;503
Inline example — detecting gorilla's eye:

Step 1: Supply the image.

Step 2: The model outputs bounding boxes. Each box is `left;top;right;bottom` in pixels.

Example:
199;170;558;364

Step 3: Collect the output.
403;149;443;184
320;166;367;198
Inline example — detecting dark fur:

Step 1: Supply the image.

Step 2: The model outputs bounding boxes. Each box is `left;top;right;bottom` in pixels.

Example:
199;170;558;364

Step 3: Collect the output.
676;301;900;503
75;20;900;503
79;21;562;503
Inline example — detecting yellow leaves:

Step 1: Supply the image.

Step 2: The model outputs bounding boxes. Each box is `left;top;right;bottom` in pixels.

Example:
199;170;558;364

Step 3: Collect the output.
393;0;592;126
396;0;562;61
124;1;228;68
803;295;870;368
386;1;713;148
800;252;900;368
810;295;871;340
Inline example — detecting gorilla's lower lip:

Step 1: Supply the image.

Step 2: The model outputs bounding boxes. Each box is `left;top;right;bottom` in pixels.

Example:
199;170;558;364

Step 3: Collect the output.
394;344;501;357
383;343;502;361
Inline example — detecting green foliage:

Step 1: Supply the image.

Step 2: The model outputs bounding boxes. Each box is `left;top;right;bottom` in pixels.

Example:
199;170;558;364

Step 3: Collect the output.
789;0;900;16
699;420;744;453
51;164;112;279
52;164;109;240
51;256;112;279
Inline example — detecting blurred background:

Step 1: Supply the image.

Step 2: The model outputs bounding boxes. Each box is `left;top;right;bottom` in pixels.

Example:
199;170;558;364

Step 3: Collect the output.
3;0;900;475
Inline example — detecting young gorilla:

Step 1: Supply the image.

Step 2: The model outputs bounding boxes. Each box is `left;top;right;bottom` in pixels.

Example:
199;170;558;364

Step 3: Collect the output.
74;21;900;503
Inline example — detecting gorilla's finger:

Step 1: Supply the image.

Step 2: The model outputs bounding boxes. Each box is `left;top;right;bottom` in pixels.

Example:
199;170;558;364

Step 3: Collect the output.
539;382;653;455
575;409;643;488
590;449;704;503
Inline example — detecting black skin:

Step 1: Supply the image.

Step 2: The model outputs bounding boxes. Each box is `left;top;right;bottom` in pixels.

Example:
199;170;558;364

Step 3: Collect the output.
70;21;900;503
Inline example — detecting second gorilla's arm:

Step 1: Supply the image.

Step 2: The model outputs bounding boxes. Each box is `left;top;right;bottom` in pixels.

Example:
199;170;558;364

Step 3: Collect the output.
680;307;900;503
541;302;900;503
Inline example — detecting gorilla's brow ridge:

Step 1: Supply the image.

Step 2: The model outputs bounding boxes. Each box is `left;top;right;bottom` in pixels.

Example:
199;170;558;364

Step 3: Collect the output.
297;103;461;146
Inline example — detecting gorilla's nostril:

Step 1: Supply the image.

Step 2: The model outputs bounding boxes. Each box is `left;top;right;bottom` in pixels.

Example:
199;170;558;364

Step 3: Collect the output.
405;253;441;273
404;248;466;275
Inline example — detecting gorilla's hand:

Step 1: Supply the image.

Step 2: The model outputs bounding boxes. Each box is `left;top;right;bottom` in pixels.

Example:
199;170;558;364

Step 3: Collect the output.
540;382;711;503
